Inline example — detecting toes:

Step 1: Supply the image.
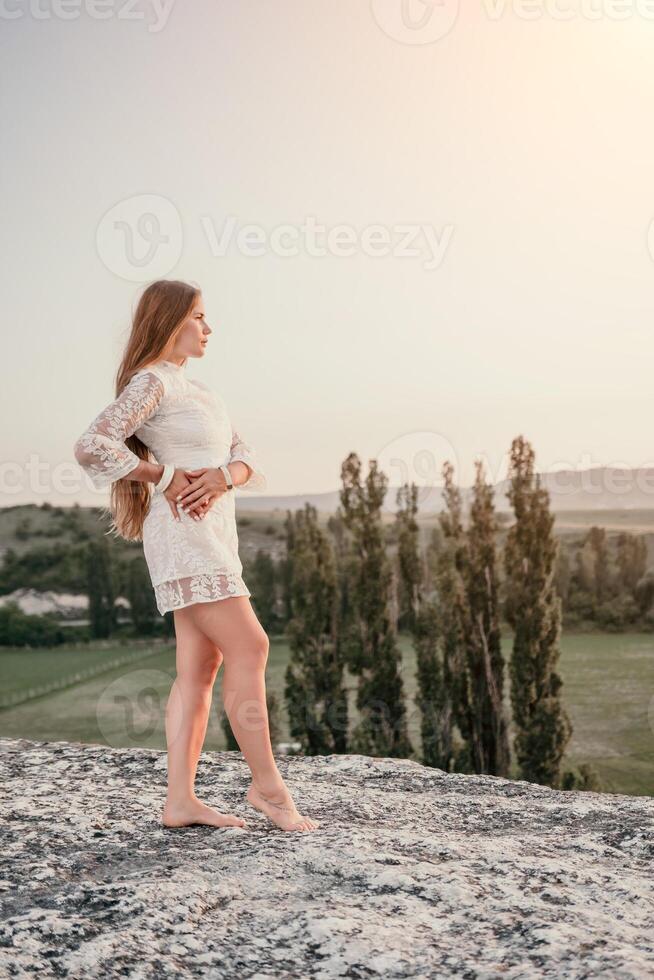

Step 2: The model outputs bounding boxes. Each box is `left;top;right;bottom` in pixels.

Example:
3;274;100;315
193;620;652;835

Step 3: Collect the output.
291;817;319;831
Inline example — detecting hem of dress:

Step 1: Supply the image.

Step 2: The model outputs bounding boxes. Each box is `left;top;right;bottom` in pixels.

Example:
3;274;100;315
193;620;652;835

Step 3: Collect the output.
156;587;251;617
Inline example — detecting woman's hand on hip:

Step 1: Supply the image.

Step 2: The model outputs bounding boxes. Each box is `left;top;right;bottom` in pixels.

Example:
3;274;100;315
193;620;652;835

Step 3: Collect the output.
176;467;228;517
163;469;214;522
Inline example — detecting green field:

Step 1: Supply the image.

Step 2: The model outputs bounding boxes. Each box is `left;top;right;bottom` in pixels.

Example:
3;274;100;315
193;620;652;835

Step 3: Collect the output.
1;632;652;796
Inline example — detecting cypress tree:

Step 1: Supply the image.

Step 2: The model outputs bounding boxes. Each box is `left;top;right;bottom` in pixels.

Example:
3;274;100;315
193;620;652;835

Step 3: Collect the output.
587;527;611;604
395;483;449;769
464;461;510;776
339;453;413;758
327;508;360;670
126;557;157;635
284;504;349;754
436;461;470;771
395;483;422;634
280;510;296;627
436;462;512;775
616;532;648;595
504;435;572;787
249;549;278;632
86;538;116;639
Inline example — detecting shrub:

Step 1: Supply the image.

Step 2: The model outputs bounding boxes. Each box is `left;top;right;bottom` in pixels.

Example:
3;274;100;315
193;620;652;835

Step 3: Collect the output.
0;602;66;647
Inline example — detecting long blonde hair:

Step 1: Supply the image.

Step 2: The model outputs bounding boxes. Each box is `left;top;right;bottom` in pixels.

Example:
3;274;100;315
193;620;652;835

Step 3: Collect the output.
104;279;201;542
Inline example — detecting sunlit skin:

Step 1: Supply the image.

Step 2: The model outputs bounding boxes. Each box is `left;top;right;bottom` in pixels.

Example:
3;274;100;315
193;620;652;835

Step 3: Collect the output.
157;294;320;833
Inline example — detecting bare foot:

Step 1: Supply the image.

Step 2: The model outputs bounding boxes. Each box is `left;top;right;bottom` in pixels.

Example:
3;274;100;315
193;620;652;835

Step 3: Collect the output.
246;782;320;832
162;797;247;830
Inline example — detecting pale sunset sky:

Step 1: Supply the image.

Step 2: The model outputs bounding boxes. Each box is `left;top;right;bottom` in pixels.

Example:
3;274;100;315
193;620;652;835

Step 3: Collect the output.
2;1;654;507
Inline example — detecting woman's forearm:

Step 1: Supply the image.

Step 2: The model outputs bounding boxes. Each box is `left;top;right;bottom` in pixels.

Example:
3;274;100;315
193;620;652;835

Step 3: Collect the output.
227;461;253;488
126;460;252;489
123;460;165;484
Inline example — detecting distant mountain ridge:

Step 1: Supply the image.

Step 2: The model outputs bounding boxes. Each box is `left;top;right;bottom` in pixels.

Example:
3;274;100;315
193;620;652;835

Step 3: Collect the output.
236;467;654;514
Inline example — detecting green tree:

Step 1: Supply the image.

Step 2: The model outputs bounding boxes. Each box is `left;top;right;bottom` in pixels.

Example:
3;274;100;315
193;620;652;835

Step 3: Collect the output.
126;557;157;634
587;527;612;603
555;547;572;604
616;532;648;595
504;435;572;788
14;517;33;541
561;762;603;792
279;514;295;628
436;462;469;771
284;504;348;754
327;509;359;669
339;453;413;758
635;575;654;618
395;483;448;769
436;462;510;777
0;602;66;647
86;538;116;639
395;483;422;633
249;549;278;632
464;461;511;776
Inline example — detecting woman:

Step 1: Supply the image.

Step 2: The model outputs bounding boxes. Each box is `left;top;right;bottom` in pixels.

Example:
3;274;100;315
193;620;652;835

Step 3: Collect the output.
74;279;319;833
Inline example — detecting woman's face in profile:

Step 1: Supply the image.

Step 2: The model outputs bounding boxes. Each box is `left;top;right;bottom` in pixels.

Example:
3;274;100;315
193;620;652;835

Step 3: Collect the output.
175;295;212;359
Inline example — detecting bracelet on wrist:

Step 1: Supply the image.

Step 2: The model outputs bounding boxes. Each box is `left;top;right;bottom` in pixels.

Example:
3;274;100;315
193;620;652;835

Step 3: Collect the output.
154;463;175;494
219;464;234;490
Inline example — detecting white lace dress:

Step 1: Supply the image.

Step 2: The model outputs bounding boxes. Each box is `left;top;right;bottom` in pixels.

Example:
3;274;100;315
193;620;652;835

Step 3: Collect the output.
73;359;267;616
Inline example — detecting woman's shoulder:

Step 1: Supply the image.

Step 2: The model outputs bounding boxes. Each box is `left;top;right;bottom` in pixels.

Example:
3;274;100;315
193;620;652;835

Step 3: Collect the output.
131;362;171;389
125;364;169;406
134;360;166;377
130;363;218;403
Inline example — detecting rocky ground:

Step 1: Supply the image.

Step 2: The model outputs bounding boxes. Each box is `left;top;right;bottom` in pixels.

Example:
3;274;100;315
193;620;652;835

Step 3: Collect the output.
0;737;652;979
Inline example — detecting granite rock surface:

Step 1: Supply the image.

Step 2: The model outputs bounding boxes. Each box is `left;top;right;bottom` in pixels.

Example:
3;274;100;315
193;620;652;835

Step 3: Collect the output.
1;737;653;979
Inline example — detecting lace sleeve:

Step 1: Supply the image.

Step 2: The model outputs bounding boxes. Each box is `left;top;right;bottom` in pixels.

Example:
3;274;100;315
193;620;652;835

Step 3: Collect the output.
228;428;267;492
73;370;165;490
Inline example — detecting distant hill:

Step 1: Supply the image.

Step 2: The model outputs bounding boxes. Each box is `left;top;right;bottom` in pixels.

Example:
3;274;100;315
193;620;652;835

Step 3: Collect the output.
235;467;654;515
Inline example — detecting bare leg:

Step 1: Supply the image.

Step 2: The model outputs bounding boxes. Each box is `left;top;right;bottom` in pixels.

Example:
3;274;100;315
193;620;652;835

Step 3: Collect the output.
162;609;245;829
175;596;319;832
